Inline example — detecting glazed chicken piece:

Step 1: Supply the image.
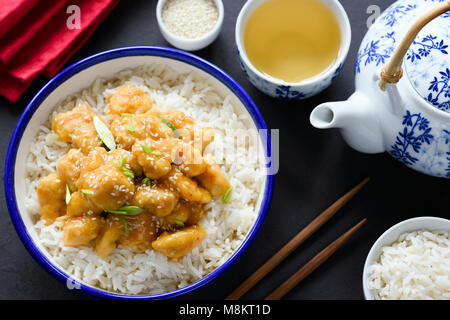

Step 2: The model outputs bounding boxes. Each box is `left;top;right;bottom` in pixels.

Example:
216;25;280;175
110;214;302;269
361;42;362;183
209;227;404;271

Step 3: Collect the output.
95;215;123;258
152;225;207;259
131;139;172;179
52;104;102;154
197;154;231;197
118;212;158;250
158;111;214;152
163;168;211;204
77;157;135;211
162;200;206;228
131;183;179;218
163;139;206;177
138;138;206;177
63;214;104;247
57;149;85;192
106;84;153;115
105;148;142;176
37;173;67;225
158;111;194;129
66;190;102;217
78;147;108;178
111;112;173;150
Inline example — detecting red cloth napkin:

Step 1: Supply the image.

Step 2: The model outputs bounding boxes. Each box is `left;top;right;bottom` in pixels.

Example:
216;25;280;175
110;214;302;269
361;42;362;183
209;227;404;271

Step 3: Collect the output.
0;0;119;103
0;0;38;38
0;0;68;64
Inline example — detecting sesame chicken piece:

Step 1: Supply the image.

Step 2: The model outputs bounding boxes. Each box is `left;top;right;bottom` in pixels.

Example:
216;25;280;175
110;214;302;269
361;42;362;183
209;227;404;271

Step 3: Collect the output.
152;225;207;259
79;147;108;176
51;104;103;154
163;168;211;204
66;191;102;217
158;111;194;129
185;202;206;225
197;154;231;197
57;149;85;192
161;201;190;228
106;148;143;177
77;158;135;211
63;214;104;247
37;173;66;225
159;139;207;177
131;183;179;218
158;111;215;152
111;112;173;150
95;215;123;258
162;200;206;228
118;212;158;250
106;84;153;115
131;140;172;179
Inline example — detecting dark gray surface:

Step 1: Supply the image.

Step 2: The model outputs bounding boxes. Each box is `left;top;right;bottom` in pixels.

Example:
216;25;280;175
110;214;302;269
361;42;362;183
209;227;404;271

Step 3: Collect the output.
0;0;448;300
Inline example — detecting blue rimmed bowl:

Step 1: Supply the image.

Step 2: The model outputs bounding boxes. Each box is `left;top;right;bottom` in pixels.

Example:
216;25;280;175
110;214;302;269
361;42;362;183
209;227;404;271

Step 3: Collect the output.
4;46;274;299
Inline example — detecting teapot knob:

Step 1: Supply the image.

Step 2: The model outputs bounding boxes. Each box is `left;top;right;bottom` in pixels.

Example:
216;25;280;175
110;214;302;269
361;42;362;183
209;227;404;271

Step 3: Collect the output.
379;0;450;90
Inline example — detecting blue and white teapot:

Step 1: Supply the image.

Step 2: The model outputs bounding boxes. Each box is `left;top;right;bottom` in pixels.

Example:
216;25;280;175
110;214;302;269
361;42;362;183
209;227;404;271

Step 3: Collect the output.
310;0;450;178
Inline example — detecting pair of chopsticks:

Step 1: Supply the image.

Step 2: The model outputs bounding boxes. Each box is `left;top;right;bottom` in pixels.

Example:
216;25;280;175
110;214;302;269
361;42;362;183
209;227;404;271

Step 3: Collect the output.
226;177;370;300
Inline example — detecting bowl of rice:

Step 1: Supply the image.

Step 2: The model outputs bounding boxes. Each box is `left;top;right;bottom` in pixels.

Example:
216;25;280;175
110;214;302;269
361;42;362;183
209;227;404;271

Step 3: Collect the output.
4;46;274;299
363;217;450;300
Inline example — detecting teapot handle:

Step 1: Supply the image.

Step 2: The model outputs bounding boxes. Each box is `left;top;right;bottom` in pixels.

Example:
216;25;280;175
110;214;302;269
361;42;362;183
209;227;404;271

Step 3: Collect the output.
379;0;450;90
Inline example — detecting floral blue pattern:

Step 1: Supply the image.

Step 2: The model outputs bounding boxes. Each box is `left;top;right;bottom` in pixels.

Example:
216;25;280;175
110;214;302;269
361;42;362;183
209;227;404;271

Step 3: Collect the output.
381;3;417;27
390;111;434;165
355;32;395;74
353;0;450;177
407;35;448;62
427;68;450;112
275;86;305;99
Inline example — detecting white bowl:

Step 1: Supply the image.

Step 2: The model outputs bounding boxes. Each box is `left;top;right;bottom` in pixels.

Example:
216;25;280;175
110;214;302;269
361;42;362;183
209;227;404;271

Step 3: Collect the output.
156;0;224;51
235;0;351;99
4;46;274;299
362;216;450;300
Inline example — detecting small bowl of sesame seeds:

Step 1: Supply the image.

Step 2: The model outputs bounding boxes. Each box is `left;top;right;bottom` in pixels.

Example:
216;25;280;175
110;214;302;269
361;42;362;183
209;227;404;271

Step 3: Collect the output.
156;0;224;51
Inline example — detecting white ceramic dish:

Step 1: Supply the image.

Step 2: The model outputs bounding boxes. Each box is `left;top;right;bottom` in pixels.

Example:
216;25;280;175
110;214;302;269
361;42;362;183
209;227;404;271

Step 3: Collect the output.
235;0;351;99
362;216;450;300
4;46;274;299
156;0;224;51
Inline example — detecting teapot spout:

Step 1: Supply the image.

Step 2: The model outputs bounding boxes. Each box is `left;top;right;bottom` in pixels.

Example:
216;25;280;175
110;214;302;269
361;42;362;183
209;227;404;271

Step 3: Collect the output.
310;92;384;154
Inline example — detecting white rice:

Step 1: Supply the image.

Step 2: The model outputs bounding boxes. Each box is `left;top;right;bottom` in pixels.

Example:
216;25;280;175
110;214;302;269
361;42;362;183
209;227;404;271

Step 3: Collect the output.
24;64;265;295
368;230;450;300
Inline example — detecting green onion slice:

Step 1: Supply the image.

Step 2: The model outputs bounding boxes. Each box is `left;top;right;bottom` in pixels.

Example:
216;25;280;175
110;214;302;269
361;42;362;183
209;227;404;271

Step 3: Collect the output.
122;219;130;235
65;185;71;205
121;166;135;179
124;124;136;133
93;115;116;151
141;145;164;156
173;219;185;228
222;186;233;204
142;177;152;186
158;116;179;138
120;113;132;117
81;189;94;195
105;206;145;216
117;157;127;168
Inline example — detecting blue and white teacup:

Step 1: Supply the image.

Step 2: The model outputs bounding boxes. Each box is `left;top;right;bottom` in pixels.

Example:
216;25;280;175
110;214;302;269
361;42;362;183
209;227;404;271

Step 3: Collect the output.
235;0;351;100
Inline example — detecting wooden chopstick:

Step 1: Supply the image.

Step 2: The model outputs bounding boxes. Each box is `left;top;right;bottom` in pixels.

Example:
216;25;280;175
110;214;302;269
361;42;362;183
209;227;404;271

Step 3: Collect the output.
225;177;370;300
265;218;367;300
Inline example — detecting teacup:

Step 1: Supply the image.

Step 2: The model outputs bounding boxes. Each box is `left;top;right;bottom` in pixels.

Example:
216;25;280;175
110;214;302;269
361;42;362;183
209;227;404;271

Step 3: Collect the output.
235;0;351;100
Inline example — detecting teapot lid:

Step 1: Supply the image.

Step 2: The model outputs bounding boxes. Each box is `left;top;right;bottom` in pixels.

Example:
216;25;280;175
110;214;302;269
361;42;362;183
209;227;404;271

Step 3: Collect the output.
404;11;450;113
